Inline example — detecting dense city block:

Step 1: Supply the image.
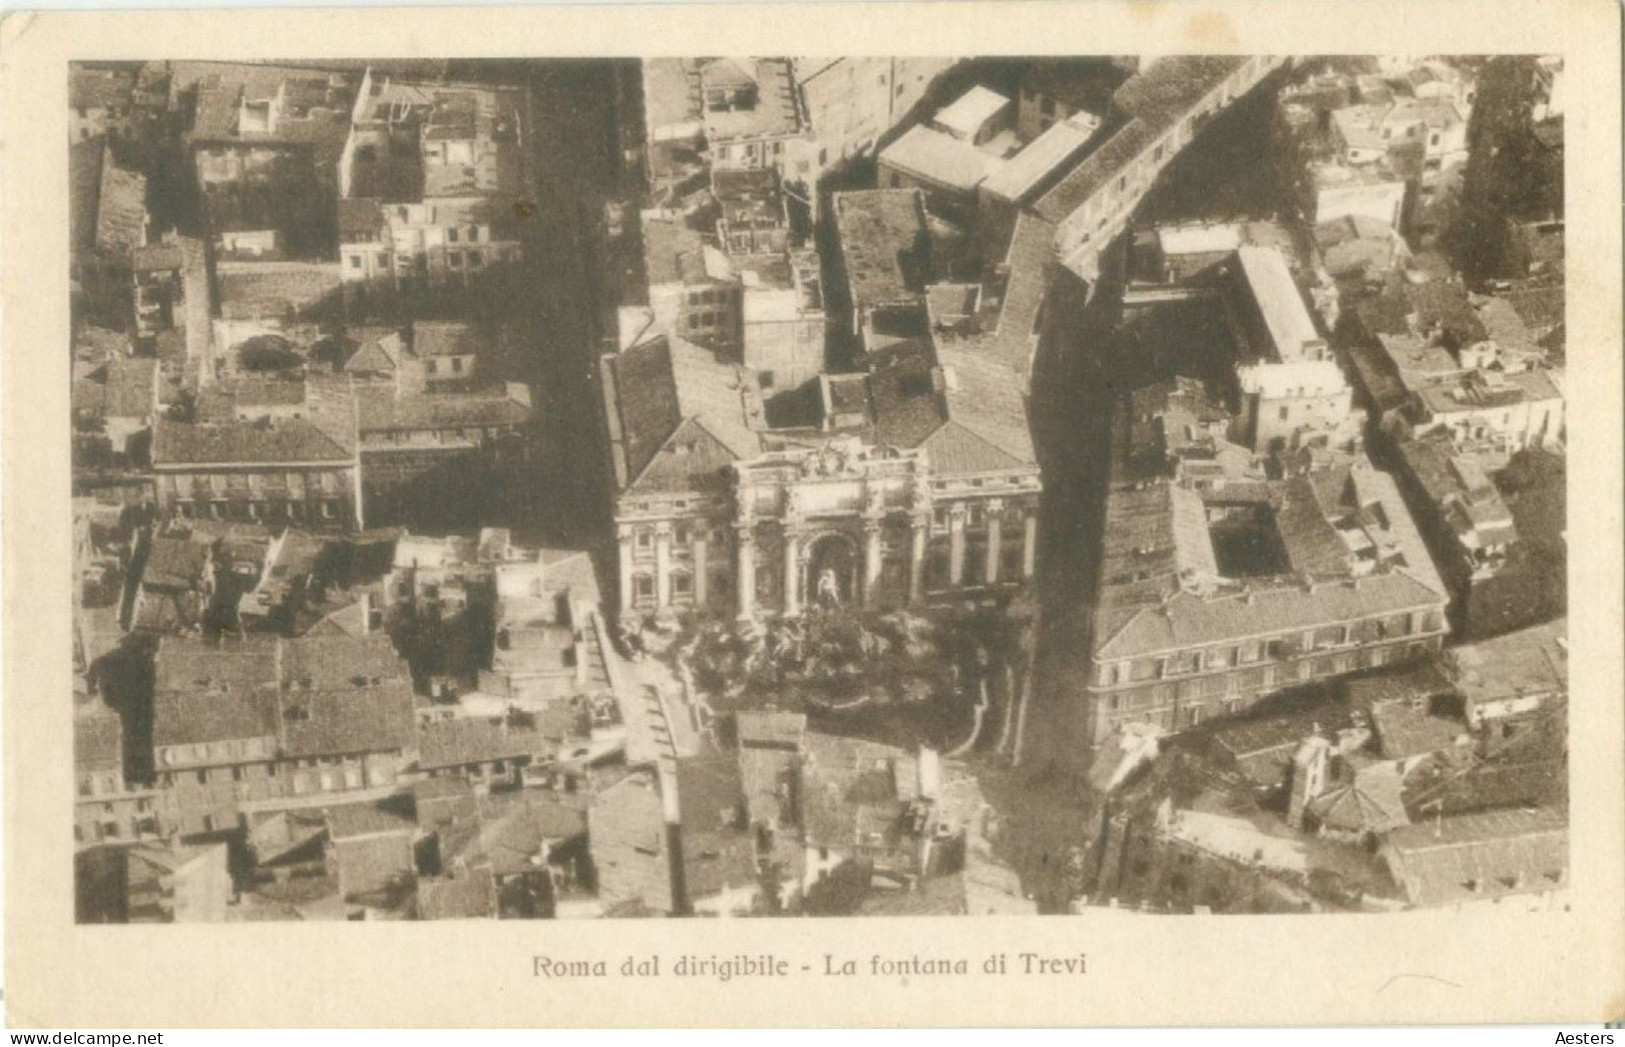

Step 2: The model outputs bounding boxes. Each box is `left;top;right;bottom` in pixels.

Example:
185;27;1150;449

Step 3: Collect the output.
71;53;1567;920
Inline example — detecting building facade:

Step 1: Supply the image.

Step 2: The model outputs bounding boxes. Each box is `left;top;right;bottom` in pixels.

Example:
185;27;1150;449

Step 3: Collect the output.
1082;380;1450;749
601;328;1040;622
150;634;416;836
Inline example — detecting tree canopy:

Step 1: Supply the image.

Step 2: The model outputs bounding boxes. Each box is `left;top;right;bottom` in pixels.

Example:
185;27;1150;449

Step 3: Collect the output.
1447;56;1563;282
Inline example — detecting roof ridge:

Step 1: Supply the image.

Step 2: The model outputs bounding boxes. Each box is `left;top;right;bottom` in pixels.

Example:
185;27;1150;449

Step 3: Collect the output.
928;418;1027;469
1094;604;1152;659
625;414;731;492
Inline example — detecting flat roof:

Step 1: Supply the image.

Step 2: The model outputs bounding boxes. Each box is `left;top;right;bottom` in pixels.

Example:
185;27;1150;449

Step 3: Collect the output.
879;125;1001;194
932;85;1011;140
980;116;1095;204
1159;222;1243;256
1446;618;1568;707
1236;245;1323;361
702;57;802;143
833;189;931;310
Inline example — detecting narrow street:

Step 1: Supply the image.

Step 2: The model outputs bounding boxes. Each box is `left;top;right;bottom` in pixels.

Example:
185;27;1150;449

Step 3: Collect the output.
495;61;630;557
1014;72;1294;781
984;73;1296;905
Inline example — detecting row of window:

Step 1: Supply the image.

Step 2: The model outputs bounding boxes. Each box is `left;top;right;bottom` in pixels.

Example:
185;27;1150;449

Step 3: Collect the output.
629;522;728;554
921;542;1026;591
1061;66;1282;253
714;138;786;164
685;308;730;333
1101;641;1438;719
686;287;730;307
74;813;160;844
164;471;343;496
629;569;731;605
1096;616;1442;688
929;503;1029;534
346;246;521;270
77;773;123;798
172;497;343;523
364;424;508;446
159;758;393;792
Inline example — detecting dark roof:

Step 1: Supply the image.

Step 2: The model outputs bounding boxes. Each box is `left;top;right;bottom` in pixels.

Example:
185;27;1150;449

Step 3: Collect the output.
143;536;211;590
800;732;917;852
338;197;385;238
1342;332;1412;415
1383;806;1567;907
417;719;550;771
423;91;479;141
641;213;713;287
868;338;947;448
607;334;759;494
985;210;1056;375
675;754;758;902
279;635;416;758
1036;56;1249;224
75;707;124;772
1352;288;1415;337
412;320;492;359
1444;618;1568;709
95;148;149;257
417;866;496;920
479;791;590;875
1365;696;1466;761
152;416;354;466
1404;706;1566;816
609;334;684;484
153;634;415;755
343;329;406;374
324;794;417;840
1022;58;1130;116
356;384;532;435
1344;661;1455;709
216;264;342;322
72;67;137;110
71;138;147;259
834;189;932;311
70;136;105;255
152;637;282;747
132;241;185;271
587;769;673;912
74;357;157;421
1207;704;1356;764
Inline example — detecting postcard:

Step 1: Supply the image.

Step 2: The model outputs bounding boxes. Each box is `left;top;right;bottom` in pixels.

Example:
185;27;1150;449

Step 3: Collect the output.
3;0;1620;1028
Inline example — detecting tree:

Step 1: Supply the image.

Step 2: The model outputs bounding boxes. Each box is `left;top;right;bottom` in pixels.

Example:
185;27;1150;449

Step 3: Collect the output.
164;387;197;423
1447;56;1561;283
236;335;302;372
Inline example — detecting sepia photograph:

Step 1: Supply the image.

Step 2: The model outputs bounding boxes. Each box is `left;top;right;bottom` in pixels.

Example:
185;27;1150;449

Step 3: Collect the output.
64;48;1574;925
7;0;1623;1030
